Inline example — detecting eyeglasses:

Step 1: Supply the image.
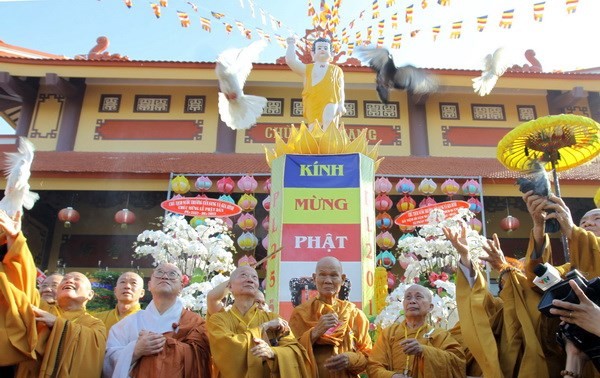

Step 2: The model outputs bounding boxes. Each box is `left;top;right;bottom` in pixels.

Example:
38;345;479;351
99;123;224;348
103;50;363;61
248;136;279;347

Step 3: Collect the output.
153;269;181;280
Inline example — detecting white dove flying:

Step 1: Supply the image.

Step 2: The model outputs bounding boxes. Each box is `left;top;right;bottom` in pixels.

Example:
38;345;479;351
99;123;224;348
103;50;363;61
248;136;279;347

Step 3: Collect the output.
0;137;39;217
472;47;515;96
216;40;268;130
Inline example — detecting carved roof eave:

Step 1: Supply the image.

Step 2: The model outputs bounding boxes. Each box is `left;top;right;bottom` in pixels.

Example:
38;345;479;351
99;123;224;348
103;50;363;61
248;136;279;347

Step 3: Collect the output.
1;55;599;80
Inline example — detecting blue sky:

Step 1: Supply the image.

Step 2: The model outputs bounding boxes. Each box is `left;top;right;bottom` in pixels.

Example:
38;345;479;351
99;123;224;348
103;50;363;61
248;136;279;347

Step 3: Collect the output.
1;0;599;132
1;0;599;69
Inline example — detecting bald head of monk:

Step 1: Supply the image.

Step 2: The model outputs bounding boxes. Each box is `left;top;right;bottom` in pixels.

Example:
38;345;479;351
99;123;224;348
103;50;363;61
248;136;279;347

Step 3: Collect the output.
39;273;63;305
229;265;259;300
56;272;95;311
114;271;145;305
580;208;600;236
403;284;434;326
149;263;183;299
313;256;346;304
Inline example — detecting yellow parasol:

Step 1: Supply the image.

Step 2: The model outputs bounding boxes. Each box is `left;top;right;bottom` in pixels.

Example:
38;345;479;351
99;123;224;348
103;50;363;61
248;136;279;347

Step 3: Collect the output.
497;114;600;261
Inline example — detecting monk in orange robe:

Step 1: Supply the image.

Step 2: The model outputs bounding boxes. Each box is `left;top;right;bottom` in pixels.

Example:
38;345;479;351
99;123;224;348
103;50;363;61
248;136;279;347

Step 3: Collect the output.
104;263;211;378
38;273;62;305
0;210;107;377
208;265;311;377
289;256;372;378
94;271;144;331
367;284;465;378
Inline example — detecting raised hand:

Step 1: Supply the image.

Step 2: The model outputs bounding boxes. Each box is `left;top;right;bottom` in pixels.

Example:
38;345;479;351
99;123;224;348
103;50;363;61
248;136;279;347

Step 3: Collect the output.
32;305;57;328
442;223;470;267
550;280;600;337
480;233;508;272
543;194;575;238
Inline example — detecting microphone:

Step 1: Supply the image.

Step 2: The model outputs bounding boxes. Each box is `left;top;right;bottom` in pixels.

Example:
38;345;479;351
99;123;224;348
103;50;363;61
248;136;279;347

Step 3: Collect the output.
532;263;562;291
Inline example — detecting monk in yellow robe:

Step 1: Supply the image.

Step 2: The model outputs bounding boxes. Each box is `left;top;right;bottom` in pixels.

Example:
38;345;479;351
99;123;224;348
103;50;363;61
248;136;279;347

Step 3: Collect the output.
0;210;107;376
445;225;564;378
104;263;211;378
367;284;465;378
286;36;345;130
208;265;311;378
95;271;144;331
523;192;600;280
206;277;268;316
289;256;372;378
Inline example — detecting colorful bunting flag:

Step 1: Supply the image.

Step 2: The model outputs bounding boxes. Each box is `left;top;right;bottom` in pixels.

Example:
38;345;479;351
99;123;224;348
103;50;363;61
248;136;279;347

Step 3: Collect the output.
359;10;365;19
422;0;428;9
386;0;395;7
186;2;197;12
410;29;420;38
391;13;398;29
533;2;545;21
124;0;132;8
406;4;414;24
438;0;450;5
259;8;267;24
244;28;252;39
235;20;245;34
349;20;355;29
356;31;362;45
151;3;161;18
200;17;211;32
432;25;440;41
177;11;190;27
224;23;233;34
341;28;348;44
248;0;256;18
159;0;167;7
476;15;487;32
450;21;462;39
269;15;281;30
566;0;578;14
377;36;385;47
347;42;355;55
211;11;225;19
367;26;373;42
499;9;514;29
391;34;402;49
378;19;385;35
275;34;286;48
308;0;316;16
372;0;380;19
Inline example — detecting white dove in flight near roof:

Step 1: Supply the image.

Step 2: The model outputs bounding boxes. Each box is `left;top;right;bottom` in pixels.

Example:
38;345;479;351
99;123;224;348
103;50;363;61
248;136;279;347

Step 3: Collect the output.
472;47;515;96
215;39;268;130
0;137;39;217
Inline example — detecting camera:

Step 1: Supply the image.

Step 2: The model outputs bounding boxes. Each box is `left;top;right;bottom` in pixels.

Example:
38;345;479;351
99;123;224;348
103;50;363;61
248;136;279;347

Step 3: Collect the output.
538;269;600;367
516;161;560;233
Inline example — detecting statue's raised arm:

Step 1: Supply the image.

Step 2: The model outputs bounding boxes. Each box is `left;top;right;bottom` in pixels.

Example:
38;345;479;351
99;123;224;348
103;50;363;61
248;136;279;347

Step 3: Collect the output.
285;36;345;131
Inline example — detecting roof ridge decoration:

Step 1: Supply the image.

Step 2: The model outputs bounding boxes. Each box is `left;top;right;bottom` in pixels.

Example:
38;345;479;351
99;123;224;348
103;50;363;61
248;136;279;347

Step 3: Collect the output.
74;36;130;61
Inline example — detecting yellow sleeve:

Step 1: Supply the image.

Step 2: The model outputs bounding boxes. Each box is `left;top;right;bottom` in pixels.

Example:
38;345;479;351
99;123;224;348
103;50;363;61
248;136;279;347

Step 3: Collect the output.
568;226;600;278
419;330;466;378
2;232;40;305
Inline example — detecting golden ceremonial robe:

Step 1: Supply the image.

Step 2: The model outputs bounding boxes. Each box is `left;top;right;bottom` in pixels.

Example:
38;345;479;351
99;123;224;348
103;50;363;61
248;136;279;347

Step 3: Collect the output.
0;233;107;377
456;265;564;378
95;303;141;332
208;303;311;378
302;63;344;125
366;321;465;378
525;226;600;281
289;297;372;378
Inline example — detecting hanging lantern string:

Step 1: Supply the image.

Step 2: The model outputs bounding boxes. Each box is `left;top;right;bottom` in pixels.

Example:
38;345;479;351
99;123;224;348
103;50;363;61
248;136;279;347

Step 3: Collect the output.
505;198;510;217
126;193;130;209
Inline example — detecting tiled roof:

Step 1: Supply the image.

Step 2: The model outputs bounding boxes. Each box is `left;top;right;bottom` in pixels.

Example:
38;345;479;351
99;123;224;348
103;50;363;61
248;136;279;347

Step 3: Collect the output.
0;40;67;60
31;151;600;182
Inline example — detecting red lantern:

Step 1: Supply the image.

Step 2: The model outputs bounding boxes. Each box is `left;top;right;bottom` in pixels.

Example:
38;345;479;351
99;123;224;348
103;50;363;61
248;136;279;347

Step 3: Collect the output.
500;215;520;232
217;177;235;194
115;209;136;229
58;207;80;228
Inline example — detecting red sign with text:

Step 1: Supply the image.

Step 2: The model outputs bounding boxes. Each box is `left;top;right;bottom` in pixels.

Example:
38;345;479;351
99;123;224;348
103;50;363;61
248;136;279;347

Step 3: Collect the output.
281;224;361;261
161;198;242;217
395;200;470;226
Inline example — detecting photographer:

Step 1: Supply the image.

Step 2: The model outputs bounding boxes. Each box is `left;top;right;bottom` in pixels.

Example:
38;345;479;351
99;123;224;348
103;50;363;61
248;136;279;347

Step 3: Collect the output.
550;280;600;377
523;191;600;281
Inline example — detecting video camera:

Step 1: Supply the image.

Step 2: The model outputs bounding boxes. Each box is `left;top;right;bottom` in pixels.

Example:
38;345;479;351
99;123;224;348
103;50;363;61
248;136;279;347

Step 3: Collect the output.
516;160;560;233
537;268;600;368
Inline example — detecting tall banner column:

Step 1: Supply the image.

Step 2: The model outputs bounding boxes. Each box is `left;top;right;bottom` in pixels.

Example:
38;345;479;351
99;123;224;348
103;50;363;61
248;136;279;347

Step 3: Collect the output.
266;153;376;319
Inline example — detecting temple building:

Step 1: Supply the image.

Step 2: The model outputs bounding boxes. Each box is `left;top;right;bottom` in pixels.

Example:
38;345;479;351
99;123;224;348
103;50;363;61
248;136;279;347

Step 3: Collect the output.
0;37;598;274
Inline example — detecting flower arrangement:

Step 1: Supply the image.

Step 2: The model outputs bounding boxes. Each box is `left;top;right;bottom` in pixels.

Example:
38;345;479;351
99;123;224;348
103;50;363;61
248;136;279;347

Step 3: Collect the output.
134;213;237;316
374;207;487;330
